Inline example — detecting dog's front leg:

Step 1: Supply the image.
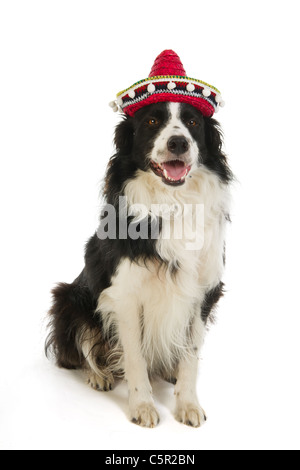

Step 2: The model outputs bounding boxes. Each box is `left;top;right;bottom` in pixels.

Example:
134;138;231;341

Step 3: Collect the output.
117;302;159;428
174;316;207;427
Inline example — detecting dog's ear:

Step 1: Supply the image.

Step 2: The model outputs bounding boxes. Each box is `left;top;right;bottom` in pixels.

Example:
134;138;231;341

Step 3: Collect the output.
204;117;233;183
204;117;224;158
114;117;134;154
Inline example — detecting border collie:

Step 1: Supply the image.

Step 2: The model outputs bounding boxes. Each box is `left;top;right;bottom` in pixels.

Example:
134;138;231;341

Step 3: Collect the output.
45;101;232;428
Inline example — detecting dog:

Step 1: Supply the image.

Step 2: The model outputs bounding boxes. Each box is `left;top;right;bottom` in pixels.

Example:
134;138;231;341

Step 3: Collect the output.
45;98;232;428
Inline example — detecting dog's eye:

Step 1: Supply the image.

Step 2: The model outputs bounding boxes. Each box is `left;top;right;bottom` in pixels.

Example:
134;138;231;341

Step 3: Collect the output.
187;119;197;127
147;118;160;126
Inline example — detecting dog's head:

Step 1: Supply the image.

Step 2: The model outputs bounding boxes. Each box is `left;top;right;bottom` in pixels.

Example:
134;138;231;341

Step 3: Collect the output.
106;102;231;201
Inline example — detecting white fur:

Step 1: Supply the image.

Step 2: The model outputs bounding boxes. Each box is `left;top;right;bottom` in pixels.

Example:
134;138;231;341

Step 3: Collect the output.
96;103;230;426
174;316;207;427
149;102;199;171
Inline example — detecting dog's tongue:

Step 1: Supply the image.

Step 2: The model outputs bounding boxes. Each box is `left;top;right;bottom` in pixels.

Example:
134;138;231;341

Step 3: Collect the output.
162;161;187;180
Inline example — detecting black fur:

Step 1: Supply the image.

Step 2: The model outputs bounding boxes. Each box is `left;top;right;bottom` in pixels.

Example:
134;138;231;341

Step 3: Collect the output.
45;102;231;370
201;282;225;324
45;271;98;369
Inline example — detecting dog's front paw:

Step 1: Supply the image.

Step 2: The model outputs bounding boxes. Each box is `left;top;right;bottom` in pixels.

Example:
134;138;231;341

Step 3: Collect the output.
175;402;207;428
131;402;160;428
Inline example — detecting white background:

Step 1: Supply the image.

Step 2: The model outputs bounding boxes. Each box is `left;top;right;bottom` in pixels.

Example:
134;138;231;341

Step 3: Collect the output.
1;0;300;451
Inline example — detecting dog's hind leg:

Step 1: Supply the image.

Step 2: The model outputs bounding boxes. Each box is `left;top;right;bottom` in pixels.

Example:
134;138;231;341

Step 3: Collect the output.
78;326;115;392
45;277;96;370
86;369;113;392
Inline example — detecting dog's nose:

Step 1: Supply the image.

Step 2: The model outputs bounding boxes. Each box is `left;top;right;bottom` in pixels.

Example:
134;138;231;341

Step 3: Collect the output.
167;136;189;155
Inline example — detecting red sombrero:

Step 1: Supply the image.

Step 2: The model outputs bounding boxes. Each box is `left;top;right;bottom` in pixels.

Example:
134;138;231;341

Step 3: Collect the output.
109;50;225;117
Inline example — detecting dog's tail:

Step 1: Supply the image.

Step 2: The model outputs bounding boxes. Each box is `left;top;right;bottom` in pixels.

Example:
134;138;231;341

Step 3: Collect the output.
45;271;98;370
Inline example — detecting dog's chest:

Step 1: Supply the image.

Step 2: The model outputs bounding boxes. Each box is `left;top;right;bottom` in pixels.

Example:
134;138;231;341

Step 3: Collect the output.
98;168;229;370
99;256;201;372
124;167;228;288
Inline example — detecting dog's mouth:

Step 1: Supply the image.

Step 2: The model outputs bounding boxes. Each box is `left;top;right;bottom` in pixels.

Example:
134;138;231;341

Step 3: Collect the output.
150;160;191;186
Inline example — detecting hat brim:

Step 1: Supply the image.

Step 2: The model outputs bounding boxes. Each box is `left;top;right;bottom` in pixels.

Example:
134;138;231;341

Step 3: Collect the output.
117;77;222;117
123;93;215;117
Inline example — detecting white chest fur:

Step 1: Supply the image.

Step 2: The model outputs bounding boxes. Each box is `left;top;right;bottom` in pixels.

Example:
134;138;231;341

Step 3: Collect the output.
124;167;229;287
97;168;230;372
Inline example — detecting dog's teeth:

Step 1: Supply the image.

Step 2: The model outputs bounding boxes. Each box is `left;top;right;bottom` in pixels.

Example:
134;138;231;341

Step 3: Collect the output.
180;170;188;181
182;169;190;180
163;168;187;183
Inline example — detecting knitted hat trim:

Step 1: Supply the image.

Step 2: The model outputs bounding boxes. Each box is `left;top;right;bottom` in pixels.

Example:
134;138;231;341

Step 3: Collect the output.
121;92;215;118
119;81;219;117
117;76;220;98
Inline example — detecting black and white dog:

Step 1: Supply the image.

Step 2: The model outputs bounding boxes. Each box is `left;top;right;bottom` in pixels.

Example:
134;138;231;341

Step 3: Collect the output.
46;101;232;428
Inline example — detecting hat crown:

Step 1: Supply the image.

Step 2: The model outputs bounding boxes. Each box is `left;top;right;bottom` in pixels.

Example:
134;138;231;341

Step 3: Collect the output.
149;50;186;77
